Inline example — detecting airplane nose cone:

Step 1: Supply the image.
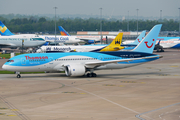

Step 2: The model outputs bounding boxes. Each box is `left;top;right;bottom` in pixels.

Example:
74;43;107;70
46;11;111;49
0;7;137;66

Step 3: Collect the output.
2;64;9;70
2;64;7;70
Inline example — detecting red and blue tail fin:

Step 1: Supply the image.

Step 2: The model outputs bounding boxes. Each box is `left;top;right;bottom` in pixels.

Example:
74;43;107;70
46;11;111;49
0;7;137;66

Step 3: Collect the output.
58;26;70;36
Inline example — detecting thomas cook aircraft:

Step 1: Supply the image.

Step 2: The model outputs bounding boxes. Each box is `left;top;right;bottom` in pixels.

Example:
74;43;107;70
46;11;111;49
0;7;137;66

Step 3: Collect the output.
0;21;82;44
58;26;116;44
2;24;162;78
36;33;124;53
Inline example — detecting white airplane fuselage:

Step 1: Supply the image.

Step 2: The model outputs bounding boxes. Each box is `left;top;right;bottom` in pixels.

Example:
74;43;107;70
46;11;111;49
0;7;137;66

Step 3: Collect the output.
0;34;46;48
39;35;82;44
39;35;116;44
36;45;107;53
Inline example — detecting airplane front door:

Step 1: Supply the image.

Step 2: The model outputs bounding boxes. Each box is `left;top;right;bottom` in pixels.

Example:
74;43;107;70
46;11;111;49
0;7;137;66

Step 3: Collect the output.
46;57;53;69
21;58;26;65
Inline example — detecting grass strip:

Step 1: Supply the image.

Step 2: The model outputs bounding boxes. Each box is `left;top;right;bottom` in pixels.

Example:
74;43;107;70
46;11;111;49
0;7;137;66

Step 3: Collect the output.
0;70;45;74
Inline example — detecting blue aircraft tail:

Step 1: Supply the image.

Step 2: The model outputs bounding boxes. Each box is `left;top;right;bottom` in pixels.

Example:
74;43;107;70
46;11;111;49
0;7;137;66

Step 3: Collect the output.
130;30;146;45
0;21;14;36
133;24;162;54
58;26;70;36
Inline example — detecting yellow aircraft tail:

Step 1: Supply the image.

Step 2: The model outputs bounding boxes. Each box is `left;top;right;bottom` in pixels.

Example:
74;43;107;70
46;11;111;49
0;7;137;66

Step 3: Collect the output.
100;33;124;52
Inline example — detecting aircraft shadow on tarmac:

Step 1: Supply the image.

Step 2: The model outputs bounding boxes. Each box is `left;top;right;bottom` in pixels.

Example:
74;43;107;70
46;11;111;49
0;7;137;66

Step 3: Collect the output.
7;71;161;79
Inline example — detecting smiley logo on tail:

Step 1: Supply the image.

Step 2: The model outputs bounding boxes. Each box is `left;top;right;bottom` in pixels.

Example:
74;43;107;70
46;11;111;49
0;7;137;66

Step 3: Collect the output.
144;39;154;48
137;39;140;43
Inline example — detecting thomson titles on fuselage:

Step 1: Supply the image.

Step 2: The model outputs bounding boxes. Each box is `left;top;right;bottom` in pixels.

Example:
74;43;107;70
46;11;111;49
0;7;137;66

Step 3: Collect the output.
25;56;48;60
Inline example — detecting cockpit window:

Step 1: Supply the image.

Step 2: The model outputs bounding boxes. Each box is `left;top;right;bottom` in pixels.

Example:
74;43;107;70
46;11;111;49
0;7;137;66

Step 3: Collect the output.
32;38;44;41
7;60;14;62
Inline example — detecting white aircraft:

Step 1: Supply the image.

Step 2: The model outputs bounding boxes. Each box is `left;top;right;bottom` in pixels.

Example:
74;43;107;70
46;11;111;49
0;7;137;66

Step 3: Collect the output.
2;24;162;78
157;37;180;49
39;35;83;44
0;21;82;44
59;26;116;44
36;33;124;53
0;34;46;49
1;21;113;44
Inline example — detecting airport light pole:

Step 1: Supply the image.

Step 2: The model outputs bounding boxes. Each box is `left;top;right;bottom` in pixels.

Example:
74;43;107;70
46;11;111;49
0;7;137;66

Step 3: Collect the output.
136;9;139;35
22;39;24;54
127;11;129;31
54;7;57;46
160;10;162;22
100;8;102;44
179;8;180;34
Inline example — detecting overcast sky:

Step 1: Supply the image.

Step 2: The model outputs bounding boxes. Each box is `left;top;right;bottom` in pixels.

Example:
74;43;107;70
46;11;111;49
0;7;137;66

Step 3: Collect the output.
1;0;180;18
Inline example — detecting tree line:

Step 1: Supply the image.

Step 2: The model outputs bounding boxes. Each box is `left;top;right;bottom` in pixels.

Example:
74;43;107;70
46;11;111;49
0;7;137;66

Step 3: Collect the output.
0;16;179;34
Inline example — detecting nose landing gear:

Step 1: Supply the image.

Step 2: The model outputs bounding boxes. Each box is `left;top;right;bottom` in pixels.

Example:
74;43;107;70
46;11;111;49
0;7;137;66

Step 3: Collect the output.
16;72;21;78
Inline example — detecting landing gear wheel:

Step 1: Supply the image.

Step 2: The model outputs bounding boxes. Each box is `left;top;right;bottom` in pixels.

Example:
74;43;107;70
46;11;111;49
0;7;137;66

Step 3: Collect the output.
17;74;21;78
87;73;92;77
87;73;97;77
160;49;164;52
92;73;97;77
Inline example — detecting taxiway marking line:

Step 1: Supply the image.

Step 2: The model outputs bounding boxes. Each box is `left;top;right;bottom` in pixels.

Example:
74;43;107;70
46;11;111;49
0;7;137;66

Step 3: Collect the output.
65;83;151;119
136;102;180;120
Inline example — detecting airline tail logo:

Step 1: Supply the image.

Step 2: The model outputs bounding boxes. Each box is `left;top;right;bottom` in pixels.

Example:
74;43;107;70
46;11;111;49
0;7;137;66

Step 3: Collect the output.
46;47;51;51
115;39;121;44
0;26;7;33
58;26;70;36
60;31;68;36
138;37;144;43
144;39;154;48
137;39;140;43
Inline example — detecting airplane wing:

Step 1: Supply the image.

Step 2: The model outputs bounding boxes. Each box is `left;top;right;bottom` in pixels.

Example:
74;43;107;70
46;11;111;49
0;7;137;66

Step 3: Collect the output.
84;55;162;68
0;44;12;47
79;38;100;42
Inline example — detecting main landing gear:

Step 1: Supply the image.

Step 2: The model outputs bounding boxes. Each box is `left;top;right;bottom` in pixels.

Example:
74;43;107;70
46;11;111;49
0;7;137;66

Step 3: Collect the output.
86;73;97;77
16;72;21;78
17;74;21;78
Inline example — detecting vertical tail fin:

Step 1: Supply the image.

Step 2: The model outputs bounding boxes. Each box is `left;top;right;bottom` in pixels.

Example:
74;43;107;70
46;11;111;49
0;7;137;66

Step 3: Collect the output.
133;24;162;54
131;30;146;45
58;26;70;36
100;33;124;51
0;21;14;36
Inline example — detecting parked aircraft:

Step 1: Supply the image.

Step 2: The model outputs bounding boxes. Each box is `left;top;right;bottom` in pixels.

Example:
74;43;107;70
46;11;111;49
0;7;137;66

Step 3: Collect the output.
0;21;46;49
123;34;180;50
36;33;124;53
157;37;180;49
0;21;82;44
58;26;116;44
2;24;162;78
0;34;46;50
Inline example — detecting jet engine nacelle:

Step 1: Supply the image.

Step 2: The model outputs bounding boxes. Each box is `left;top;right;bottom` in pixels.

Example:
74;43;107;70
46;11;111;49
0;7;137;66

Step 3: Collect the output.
65;64;86;76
